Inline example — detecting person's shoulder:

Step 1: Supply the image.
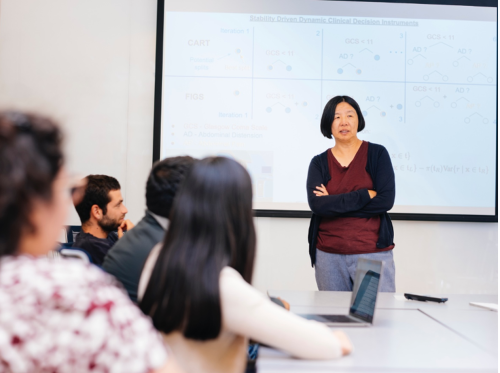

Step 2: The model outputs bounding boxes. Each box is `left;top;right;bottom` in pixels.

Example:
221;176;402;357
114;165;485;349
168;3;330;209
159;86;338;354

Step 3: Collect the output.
220;266;266;304
0;255;115;296
117;215;163;244
219;267;269;328
74;231;107;245
135;214;165;241
366;142;390;158
73;231;111;254
102;228;139;271
220;266;245;292
220;266;244;280
72;232;97;252
366;141;387;152
73;231;92;244
310;149;329;166
129;214;157;233
312;149;329;160
144;211;167;230
104;217;162;264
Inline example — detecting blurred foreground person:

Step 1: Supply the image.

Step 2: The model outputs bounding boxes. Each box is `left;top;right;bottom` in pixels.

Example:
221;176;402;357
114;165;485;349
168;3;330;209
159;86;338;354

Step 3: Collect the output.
139;157;353;373
0;111;182;373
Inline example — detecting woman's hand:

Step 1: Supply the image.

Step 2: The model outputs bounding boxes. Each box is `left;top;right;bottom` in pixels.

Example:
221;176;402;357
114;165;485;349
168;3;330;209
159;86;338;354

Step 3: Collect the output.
333;330;353;356
315;185;375;200
277;297;290;311
314;184;329;197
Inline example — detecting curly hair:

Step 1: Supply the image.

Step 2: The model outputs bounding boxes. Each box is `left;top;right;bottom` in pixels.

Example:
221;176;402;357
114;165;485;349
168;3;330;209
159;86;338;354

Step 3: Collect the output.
0;111;64;257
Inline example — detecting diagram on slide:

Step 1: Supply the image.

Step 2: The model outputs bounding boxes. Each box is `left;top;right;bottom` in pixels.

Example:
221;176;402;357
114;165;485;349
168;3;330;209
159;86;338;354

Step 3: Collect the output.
253;79;320;121
161;11;497;211
322;27;405;81
405;28;496;84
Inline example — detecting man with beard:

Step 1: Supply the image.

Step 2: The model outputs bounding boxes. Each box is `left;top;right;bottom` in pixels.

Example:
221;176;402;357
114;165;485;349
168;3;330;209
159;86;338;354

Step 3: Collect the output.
73;175;134;265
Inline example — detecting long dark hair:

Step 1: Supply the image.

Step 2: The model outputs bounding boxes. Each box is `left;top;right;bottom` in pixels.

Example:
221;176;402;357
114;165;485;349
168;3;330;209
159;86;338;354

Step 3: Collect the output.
140;156;256;340
0;111;63;257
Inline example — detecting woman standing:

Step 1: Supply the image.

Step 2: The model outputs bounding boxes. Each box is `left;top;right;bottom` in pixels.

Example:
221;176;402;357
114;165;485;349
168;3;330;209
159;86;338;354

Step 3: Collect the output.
306;96;396;292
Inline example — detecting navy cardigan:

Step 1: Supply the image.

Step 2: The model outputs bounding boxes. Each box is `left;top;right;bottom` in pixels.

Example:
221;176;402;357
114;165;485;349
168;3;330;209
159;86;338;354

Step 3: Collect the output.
306;142;395;267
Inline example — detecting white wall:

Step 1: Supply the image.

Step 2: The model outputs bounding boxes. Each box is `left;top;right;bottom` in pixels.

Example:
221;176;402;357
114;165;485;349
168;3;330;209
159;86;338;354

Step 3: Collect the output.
0;0;497;295
0;0;156;224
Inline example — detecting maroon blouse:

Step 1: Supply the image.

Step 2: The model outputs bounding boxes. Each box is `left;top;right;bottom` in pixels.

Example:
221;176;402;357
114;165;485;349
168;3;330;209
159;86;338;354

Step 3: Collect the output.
317;141;394;255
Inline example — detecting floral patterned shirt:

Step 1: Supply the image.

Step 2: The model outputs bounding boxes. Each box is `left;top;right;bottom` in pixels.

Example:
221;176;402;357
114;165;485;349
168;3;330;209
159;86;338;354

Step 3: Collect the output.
0;255;168;373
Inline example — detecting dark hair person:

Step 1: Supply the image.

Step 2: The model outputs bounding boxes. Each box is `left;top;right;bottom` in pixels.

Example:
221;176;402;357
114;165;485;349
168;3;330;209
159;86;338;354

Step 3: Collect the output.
73;174;134;264
74;174;121;224
139;156;352;373
103;156;196;303
0;111;181;372
307;95;396;292
146;156;196;218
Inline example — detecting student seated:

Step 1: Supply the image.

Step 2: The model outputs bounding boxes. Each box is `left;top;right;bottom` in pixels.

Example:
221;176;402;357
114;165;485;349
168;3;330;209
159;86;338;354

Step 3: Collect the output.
103;156;195;303
73;174;134;265
139;157;352;373
0;111;181;372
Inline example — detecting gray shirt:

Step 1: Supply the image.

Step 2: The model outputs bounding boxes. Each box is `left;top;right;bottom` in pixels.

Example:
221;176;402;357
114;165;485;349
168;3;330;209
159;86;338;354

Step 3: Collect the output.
102;211;167;303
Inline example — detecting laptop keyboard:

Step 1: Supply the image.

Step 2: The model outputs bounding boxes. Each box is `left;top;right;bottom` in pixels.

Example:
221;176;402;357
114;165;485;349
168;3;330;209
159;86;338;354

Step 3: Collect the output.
321;315;361;323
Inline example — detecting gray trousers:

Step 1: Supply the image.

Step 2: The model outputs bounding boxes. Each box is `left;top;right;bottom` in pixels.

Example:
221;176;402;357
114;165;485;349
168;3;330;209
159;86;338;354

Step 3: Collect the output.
315;249;396;292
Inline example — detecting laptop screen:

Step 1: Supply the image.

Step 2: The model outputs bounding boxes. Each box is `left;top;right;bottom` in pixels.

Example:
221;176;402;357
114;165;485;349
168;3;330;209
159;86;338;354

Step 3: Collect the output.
349;258;383;323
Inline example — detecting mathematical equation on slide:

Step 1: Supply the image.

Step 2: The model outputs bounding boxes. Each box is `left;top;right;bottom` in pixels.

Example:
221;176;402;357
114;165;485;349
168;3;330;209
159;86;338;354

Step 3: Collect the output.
390;152;489;176
394;164;489;175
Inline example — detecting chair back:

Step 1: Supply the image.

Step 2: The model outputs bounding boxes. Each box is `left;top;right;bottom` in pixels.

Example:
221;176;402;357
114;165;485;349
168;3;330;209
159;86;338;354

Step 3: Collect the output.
57;242;92;263
65;226;81;244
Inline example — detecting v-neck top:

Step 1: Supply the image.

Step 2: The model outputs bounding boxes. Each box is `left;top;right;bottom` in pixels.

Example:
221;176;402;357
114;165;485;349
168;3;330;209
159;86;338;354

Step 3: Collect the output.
317;141;394;254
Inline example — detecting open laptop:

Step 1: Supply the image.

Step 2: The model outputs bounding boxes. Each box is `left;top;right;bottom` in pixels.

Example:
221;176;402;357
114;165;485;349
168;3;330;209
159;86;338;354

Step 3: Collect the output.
299;258;383;327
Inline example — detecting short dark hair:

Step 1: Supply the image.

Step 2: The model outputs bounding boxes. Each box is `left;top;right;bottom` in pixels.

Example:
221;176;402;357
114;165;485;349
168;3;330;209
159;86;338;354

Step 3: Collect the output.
140;157;256;341
146;156;196;218
74;175;121;224
0;111;64;257
320;95;365;138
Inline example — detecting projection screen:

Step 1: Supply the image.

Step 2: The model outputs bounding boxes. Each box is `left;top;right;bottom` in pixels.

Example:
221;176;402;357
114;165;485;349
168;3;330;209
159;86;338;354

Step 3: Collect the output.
153;0;498;221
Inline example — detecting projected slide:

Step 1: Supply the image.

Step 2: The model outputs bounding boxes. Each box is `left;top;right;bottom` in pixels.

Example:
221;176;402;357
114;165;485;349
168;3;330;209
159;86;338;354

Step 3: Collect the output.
160;6;497;215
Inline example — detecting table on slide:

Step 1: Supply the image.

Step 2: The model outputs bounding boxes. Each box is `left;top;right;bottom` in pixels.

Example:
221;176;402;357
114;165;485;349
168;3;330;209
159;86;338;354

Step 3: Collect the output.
257;291;498;372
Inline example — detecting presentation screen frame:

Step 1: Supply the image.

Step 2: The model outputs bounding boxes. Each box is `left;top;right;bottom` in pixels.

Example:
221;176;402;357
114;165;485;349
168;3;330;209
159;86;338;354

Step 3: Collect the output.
153;0;498;222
